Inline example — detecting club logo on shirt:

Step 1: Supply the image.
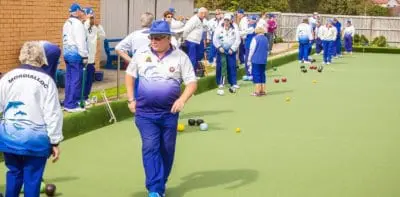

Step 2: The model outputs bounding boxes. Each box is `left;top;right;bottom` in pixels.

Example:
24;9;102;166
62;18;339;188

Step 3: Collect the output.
145;56;152;62
169;67;175;73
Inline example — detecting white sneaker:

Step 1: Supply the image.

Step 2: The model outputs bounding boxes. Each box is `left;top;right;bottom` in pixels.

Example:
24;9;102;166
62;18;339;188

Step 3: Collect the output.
304;61;311;64
64;107;86;113
217;89;224;96
327;62;331;65
218;85;224;88
232;85;240;89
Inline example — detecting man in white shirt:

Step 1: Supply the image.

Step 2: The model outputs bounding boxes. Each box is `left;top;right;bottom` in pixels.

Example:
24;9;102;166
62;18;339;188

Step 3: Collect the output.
83;7;106;106
62;3;88;113
213;13;241;94
116;12;154;102
343;20;355;54
125;20;197;197
116;12;154;63
182;7;208;75
295;18;313;63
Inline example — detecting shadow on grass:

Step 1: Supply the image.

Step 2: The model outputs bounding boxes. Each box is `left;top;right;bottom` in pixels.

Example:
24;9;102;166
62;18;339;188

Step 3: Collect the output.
132;169;259;197
180;110;234;119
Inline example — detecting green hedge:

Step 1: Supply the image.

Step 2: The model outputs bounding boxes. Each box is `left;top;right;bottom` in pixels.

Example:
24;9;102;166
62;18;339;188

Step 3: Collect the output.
0;51;300;162
352;46;400;54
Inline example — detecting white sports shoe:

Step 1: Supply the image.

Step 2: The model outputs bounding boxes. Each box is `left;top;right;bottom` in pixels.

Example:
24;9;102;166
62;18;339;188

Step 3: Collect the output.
232;85;240;89
64;107;86;113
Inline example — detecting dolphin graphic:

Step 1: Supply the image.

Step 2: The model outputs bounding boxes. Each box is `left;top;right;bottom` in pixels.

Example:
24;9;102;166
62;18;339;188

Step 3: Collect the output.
4;101;25;114
14;111;27;116
13;123;24;131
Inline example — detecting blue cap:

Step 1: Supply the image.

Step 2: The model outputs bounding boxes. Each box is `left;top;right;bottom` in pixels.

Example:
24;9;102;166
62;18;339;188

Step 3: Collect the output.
169;7;176;13
69;3;83;13
237;9;245;14
249;15;257;21
84;7;94;16
145;20;173;35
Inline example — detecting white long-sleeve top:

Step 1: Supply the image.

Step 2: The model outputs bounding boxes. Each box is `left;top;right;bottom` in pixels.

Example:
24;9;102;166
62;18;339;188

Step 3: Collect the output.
116;28;178;55
239;16;249;39
296;23;313;42
183;15;205;44
321;26;337;41
213;23;241;52
84;19;106;64
0;65;63;157
116;28;150;54
171;18;185;34
62;17;88;62
343;25;355;37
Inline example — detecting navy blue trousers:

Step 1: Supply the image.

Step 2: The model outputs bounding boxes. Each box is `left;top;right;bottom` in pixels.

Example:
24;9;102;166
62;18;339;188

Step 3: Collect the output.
298;42;310;61
315;38;323;54
323;41;334;63
3;153;47;197
64;60;83;109
135;113;179;194
83;63;95;100
185;41;201;70
215;52;237;86
344;35;353;52
238;40;245;64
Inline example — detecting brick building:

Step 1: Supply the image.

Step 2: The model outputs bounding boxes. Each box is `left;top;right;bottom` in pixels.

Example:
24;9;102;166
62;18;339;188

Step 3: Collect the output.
0;0;101;74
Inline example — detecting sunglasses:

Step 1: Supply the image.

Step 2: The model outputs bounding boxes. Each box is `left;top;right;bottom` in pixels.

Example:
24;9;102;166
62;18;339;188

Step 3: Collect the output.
149;35;167;41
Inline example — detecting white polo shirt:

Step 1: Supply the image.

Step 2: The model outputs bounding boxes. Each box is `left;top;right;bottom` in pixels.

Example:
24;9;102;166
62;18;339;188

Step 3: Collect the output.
126;45;196;115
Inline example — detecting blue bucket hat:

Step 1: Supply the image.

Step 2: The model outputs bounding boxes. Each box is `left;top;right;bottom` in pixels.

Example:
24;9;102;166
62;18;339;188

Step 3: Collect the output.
84;7;94;16
169;7;176;13
249;15;257;21
145;20;173;35
69;3;83;13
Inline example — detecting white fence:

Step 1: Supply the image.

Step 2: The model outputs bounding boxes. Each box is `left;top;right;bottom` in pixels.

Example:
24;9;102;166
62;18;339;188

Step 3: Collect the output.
209;12;400;45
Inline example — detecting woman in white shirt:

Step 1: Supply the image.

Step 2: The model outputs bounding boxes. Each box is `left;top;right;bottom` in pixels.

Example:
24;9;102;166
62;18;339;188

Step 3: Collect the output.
83;8;106;106
343;20;355;54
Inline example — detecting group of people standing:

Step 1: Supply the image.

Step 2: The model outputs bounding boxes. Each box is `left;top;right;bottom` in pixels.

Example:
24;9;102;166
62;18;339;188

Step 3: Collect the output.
62;3;106;112
296;12;356;65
